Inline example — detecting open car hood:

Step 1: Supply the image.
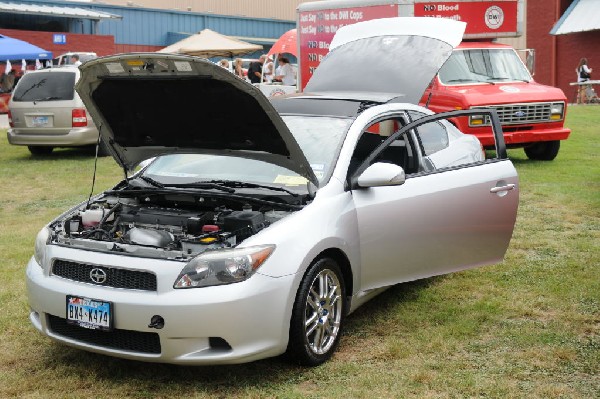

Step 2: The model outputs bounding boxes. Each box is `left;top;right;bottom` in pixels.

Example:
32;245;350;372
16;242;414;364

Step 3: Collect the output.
76;53;318;185
305;17;466;104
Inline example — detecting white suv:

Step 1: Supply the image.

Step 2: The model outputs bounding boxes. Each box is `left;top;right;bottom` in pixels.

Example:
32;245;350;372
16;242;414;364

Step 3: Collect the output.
53;52;97;66
7;66;100;155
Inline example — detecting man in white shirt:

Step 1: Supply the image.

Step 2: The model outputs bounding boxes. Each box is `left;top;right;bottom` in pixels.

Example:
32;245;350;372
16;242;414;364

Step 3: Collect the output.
70;55;82;67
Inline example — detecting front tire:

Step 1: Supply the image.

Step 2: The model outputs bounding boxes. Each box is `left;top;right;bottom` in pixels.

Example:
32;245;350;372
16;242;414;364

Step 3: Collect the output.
524;140;560;161
287;257;346;366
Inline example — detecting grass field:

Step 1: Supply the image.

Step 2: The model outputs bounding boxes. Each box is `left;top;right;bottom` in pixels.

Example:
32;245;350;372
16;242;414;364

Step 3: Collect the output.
0;106;598;398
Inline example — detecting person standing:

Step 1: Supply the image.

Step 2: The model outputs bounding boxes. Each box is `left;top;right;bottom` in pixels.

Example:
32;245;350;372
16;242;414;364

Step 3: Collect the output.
247;55;265;84
273;57;296;86
233;58;244;79
70;54;82;67
576;57;592;103
262;56;274;83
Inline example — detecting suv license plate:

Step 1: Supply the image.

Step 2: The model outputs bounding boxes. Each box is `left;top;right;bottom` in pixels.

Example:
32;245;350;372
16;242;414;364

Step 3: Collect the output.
66;295;112;331
32;116;50;127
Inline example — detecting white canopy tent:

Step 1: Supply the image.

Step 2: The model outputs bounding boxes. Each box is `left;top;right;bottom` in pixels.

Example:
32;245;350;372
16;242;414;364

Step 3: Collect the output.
158;29;263;58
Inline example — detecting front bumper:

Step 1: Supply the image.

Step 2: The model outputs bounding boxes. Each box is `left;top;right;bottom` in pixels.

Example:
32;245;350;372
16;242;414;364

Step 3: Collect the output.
7;126;99;147
470;126;571;148
26;246;299;365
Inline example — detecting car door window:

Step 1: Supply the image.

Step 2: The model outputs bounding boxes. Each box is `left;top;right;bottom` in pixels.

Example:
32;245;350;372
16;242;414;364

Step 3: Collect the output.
350;109;507;187
347;116;420;182
405;110;485;172
408;111;449;156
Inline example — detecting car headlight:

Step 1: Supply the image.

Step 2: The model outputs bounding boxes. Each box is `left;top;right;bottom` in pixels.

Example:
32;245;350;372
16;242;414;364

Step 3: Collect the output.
173;245;275;289
34;227;50;267
550;102;565;121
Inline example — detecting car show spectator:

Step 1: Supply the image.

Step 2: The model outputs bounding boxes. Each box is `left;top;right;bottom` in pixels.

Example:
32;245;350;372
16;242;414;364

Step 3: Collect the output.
218;59;230;69
247;55;265;84
233;58;244;78
0;68;16;92
576;57;593;104
70;54;82;66
273;57;296;86
262;55;274;83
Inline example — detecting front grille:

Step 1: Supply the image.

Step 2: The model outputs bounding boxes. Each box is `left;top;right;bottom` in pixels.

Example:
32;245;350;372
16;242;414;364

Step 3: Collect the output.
475;102;558;125
48;315;161;354
52;259;157;291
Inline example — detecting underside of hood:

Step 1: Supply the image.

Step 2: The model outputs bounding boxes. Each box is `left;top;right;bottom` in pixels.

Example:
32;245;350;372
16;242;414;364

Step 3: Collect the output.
305;17;466;104
76;53;318;185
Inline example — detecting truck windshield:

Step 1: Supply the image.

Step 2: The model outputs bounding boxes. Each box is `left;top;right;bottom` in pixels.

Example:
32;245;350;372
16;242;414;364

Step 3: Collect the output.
439;48;532;85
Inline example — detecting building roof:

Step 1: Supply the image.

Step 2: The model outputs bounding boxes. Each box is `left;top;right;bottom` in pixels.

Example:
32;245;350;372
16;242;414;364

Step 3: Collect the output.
550;0;600;35
0;1;122;20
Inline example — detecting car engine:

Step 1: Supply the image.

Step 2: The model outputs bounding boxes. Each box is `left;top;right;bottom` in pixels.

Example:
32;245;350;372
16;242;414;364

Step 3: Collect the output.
49;193;295;260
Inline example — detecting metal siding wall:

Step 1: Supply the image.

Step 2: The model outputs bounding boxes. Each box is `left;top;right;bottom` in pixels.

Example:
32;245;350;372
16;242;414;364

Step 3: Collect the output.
2;1;294;47
96;0;305;21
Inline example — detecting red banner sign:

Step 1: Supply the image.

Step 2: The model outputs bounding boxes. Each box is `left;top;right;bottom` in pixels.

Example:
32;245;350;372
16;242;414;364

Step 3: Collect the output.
414;1;519;36
298;4;398;89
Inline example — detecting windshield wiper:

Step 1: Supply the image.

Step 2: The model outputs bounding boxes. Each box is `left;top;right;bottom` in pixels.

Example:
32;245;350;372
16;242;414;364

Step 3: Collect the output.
206;180;300;197
161;181;236;193
137;175;164;188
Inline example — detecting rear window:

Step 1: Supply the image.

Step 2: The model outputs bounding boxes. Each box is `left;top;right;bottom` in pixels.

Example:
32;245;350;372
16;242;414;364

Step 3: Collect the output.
12;72;76;102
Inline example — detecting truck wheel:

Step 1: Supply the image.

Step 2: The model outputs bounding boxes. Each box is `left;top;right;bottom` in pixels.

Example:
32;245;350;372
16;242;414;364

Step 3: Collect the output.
287;257;346;366
28;146;53;156
524;140;560;161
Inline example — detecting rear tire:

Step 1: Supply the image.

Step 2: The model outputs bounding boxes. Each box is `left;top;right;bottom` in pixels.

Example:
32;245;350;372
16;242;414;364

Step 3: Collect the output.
524;140;560;161
287;257;346;366
27;146;53;155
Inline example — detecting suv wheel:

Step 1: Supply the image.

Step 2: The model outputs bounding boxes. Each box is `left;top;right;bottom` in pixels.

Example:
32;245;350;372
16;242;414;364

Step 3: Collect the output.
28;146;53;156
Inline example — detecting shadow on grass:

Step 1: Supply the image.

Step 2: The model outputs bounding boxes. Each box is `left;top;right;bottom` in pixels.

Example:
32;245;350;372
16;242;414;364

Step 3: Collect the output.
14;146;105;161
37;278;438;394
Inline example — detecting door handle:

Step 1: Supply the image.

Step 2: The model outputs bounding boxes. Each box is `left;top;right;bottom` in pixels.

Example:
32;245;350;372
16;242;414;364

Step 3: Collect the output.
490;184;515;194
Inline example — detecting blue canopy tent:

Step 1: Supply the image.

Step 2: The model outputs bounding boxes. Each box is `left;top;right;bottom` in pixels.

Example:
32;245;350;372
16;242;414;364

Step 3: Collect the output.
0;34;52;61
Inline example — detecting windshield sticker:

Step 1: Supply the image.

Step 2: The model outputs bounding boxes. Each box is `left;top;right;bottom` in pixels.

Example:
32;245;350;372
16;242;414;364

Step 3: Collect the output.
274;175;308;186
174;61;193;72
105;63;125;74
310;163;325;171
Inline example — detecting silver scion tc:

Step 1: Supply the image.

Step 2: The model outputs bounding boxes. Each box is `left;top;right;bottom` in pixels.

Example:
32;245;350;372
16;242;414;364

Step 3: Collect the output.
26;17;519;366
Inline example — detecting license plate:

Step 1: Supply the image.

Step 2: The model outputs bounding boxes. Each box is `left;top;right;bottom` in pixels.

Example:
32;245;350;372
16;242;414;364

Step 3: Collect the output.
32;116;50;127
66;295;112;331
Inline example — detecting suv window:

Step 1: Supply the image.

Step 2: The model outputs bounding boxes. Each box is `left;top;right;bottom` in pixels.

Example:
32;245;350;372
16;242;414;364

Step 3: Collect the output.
12;72;76;102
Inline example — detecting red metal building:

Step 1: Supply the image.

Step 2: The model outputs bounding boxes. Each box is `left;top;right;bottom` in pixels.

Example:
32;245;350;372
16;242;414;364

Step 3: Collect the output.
528;0;599;102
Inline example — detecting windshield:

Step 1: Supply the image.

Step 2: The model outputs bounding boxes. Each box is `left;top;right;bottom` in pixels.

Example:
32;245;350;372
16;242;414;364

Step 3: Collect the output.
439;48;531;85
12;71;76;102
142;115;351;187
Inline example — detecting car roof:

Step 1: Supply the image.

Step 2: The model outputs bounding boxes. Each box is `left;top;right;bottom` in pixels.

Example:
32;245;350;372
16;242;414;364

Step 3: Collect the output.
22;66;79;74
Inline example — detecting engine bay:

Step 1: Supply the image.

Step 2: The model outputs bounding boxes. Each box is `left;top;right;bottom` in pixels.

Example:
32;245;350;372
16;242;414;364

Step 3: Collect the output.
49;191;300;260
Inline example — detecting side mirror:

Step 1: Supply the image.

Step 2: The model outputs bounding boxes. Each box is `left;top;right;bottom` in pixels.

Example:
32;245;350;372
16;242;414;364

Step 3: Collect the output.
356;162;405;188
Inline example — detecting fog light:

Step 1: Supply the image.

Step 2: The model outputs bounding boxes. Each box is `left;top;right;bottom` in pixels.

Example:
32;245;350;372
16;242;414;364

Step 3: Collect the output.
469;114;487;126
